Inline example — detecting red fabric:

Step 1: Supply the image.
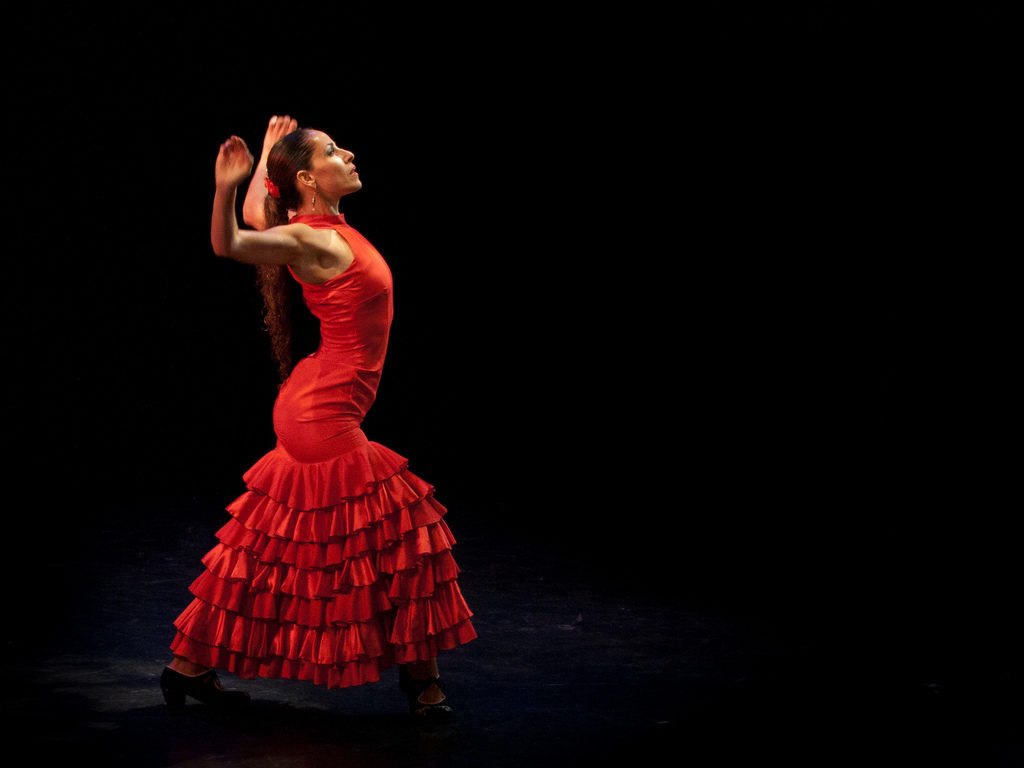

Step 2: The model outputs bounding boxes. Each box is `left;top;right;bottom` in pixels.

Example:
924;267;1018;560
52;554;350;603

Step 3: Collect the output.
171;214;476;689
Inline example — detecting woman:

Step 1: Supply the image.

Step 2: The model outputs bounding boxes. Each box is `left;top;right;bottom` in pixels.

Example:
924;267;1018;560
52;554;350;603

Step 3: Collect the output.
161;116;476;718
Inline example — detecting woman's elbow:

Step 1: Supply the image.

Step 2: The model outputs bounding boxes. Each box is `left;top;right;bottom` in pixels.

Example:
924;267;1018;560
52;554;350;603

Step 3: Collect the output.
242;205;267;231
211;236;235;259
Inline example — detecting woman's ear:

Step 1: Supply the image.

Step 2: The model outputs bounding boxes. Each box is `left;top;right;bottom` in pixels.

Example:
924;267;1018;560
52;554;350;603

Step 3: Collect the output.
296;169;316;189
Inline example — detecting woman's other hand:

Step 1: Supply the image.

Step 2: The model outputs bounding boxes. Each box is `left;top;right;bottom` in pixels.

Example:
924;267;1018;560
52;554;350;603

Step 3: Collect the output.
261;115;298;157
216;136;254;189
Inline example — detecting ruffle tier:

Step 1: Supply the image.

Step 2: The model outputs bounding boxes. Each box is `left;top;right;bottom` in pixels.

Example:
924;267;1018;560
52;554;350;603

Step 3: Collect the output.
171;440;476;690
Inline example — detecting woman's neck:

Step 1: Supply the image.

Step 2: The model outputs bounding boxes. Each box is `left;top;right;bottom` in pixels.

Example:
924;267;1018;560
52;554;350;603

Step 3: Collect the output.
295;202;340;217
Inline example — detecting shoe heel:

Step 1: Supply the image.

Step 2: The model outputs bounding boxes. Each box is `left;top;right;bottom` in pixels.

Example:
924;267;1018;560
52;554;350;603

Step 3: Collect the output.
162;686;186;709
160;667;186;709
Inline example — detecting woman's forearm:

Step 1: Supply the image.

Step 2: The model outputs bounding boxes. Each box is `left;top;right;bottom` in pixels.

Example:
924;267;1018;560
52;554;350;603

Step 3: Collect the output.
210;134;297;265
210;182;301;266
242;116;298;230
211;184;241;258
241;156;270;230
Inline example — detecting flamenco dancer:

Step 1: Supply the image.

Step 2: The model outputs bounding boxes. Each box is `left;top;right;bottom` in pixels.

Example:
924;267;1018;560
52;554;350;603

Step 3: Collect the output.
161;116;476;718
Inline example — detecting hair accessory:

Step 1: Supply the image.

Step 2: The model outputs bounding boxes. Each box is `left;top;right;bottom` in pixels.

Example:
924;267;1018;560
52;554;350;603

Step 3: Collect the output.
264;176;281;199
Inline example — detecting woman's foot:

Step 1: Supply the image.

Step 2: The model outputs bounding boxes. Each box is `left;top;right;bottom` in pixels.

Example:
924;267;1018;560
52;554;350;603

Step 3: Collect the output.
160;662;250;710
399;664;452;719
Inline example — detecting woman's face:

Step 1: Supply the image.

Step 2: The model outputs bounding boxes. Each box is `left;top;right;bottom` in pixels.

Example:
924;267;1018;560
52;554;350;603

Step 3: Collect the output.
305;131;362;200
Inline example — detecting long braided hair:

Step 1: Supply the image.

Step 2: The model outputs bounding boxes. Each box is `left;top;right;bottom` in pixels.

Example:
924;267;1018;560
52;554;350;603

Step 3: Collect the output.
256;129;318;383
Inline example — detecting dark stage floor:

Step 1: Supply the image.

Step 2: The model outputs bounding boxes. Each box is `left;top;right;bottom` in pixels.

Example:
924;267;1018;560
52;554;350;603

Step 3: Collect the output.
2;495;1020;767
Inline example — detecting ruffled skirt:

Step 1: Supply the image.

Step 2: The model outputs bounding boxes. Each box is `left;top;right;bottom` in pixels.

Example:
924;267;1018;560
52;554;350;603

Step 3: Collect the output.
170;436;476;690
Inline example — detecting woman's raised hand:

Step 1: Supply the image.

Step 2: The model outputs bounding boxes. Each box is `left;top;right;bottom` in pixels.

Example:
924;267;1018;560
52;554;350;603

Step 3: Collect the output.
215;135;255;189
261;115;298;158
240;117;297;230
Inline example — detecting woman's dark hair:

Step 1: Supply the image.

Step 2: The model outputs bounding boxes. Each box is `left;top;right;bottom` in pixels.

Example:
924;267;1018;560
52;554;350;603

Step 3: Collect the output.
256;129;318;383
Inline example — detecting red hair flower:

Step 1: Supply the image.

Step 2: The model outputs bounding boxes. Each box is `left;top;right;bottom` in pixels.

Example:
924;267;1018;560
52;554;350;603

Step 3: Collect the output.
264;176;281;199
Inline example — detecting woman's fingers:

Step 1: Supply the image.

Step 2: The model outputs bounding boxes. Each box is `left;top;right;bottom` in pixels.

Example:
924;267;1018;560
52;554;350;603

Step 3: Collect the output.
217;136;253;173
220;136;253;161
269;115;297;132
263;115;299;151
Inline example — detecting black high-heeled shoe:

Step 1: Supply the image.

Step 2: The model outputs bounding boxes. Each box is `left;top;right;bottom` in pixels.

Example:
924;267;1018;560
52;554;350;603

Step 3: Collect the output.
399;665;453;719
160;667;251;710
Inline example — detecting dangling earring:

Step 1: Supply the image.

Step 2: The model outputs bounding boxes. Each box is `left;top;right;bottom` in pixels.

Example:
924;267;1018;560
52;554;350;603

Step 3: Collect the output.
311;185;317;211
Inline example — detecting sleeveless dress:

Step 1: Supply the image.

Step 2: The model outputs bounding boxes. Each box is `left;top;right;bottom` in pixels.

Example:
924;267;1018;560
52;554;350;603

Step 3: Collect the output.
170;213;476;690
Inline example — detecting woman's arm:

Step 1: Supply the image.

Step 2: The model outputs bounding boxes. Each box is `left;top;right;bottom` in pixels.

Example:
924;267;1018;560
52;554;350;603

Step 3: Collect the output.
241;115;298;230
211;135;352;279
211;135;303;265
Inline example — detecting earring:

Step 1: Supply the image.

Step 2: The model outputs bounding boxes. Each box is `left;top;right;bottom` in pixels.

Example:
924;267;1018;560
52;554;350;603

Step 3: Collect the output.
312;186;317;211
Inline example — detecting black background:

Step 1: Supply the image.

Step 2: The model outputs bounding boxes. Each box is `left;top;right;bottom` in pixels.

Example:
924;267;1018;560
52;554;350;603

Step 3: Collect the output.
3;3;1016;683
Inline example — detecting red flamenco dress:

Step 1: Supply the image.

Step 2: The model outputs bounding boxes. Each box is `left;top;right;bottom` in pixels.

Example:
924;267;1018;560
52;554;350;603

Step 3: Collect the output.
171;213;476;690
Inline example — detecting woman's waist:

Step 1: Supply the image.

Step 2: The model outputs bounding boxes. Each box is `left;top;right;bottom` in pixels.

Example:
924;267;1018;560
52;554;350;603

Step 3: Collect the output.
278;363;379;410
308;345;386;368
273;390;375;433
